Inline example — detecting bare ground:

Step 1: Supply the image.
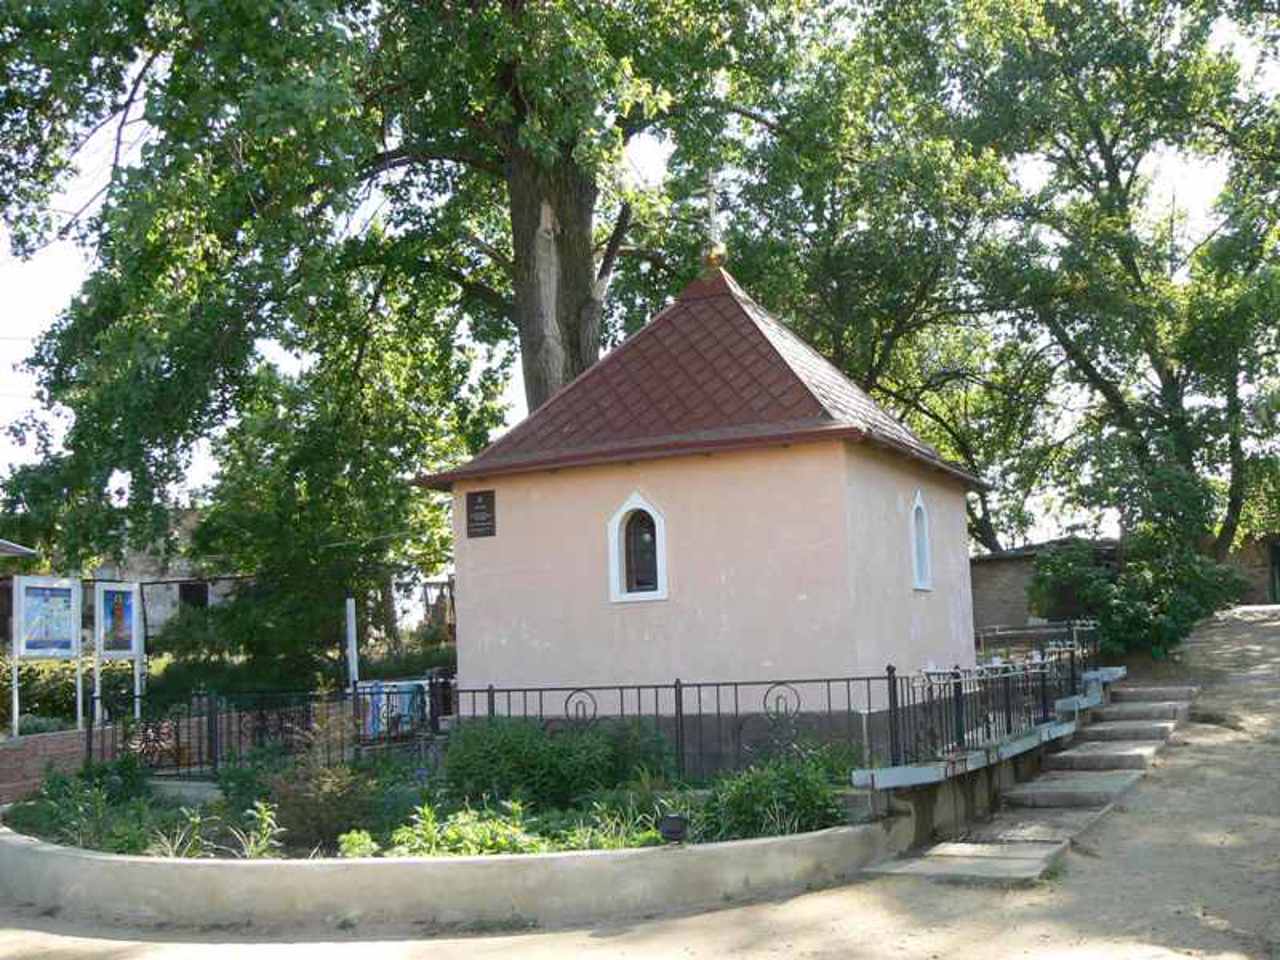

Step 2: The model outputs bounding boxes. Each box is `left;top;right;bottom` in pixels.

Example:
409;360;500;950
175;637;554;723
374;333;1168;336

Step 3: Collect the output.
4;606;1280;960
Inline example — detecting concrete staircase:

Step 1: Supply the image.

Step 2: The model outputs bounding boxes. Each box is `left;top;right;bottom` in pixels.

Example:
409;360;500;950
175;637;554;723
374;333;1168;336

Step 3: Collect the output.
865;683;1197;886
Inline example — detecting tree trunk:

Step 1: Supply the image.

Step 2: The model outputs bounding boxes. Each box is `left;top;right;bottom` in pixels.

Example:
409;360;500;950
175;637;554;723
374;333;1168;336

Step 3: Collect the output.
507;149;601;411
967;494;1004;555
1214;365;1247;561
380;577;402;656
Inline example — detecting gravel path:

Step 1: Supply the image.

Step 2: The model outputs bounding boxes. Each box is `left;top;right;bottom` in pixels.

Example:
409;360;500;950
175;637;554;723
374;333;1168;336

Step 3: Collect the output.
4;606;1279;960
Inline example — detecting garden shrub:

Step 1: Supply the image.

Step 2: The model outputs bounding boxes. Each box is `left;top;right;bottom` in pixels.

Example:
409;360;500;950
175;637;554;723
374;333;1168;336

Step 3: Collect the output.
599;719;674;783
700;756;843;841
351;754;435;837
16;714;73;735
443;719;611;808
1031;536;1247;656
383;800;551;856
5;760;179;855
337;828;381;858
227;800;286;858
267;763;375;851
443;718;673;808
0;658;134;728
81;753;151;803
216;745;291;816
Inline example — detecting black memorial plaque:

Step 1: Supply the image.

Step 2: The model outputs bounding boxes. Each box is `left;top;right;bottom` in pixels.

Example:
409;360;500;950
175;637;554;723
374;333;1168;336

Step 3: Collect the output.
466;490;496;538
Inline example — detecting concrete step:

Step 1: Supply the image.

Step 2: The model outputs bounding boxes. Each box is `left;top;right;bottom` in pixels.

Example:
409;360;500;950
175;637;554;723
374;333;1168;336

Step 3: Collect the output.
1077;719;1177;742
964;806;1111;845
1110;685;1199;703
864;841;1066;887
1044;741;1164;772
1093;701;1189;722
1002;771;1143;808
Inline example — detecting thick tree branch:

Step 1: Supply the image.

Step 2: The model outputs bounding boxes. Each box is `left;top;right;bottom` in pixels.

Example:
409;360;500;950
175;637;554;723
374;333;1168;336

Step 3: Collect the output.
364;145;504;180
596;201;632;284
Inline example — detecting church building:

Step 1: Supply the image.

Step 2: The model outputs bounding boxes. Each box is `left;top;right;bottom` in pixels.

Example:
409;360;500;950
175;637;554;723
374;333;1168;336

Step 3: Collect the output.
420;265;980;689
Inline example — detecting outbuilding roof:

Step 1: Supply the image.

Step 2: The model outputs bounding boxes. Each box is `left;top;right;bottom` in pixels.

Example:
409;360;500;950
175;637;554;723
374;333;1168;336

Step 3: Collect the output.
0;538;37;558
418;268;981;490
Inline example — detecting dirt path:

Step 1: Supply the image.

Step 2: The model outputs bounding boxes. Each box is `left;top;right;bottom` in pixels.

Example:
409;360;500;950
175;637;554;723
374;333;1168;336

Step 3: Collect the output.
4;606;1280;960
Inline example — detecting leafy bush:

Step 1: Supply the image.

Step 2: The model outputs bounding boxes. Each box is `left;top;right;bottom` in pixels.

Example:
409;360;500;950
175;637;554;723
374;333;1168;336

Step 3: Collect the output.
443;718;673;808
216;745;291;817
147;807;221;858
5;760;179;855
351;754;435;837
1031;537;1247;656
0;658;134;729
700;756;843;841
227;800;286;858
81;753;151;803
16;714;73;735
444;719;608;807
337;828;381;858
383;801;551;856
267;763;375;851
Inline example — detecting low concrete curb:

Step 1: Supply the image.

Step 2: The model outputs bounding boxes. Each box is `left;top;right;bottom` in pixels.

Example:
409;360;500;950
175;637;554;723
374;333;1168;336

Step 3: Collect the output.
0;818;914;931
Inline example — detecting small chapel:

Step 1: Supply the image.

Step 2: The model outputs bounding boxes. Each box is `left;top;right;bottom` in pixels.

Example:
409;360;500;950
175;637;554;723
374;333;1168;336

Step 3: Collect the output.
420;260;980;689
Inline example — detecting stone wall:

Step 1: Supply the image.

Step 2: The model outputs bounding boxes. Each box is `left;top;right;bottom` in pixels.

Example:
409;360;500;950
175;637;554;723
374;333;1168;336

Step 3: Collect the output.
970;556;1036;631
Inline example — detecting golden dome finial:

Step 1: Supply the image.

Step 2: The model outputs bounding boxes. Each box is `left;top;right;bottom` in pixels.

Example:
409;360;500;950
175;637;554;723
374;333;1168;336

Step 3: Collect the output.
702;239;727;272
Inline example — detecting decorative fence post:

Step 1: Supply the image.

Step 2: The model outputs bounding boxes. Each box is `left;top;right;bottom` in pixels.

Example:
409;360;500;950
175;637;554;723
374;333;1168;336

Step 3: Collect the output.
1069;644;1079;697
486;684;496;719
1002;671;1013;737
951;667;965;750
673;679;686;780
886;665;902;766
1039;664;1050;725
206;690;220;773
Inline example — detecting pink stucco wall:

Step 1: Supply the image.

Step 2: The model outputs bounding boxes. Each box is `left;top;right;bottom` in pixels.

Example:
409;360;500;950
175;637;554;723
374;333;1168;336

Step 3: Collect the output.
841;445;976;676
451;439;974;690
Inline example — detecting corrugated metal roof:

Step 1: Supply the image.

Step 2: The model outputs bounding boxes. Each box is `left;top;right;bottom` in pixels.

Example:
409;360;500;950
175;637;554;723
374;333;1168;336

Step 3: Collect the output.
419;268;979;490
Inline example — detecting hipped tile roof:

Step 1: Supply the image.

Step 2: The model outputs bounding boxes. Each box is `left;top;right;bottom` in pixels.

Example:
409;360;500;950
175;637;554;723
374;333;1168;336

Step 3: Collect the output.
418;268;980;490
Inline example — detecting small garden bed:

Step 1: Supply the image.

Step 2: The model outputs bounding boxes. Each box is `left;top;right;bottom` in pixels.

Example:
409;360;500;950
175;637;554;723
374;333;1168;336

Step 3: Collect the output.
2;718;859;860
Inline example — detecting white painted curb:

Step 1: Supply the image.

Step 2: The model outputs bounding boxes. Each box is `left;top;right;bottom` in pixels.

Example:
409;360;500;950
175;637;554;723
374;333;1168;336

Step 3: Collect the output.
0;819;914;931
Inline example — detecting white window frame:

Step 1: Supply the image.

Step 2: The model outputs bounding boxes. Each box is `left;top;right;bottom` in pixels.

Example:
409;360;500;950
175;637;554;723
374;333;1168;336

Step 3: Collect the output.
911;490;932;591
608;491;669;603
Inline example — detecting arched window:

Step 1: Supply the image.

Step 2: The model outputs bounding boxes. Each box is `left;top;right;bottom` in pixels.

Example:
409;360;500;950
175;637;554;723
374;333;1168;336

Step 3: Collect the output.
608;492;669;602
625;510;658;592
911;491;932;590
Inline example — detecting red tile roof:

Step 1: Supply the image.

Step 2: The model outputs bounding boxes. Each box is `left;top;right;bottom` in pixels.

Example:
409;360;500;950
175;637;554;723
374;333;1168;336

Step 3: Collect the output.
418;268;980;490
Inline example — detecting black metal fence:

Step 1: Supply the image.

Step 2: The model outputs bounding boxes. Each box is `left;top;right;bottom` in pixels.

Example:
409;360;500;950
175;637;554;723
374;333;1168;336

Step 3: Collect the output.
89;625;1099;780
87;678;454;778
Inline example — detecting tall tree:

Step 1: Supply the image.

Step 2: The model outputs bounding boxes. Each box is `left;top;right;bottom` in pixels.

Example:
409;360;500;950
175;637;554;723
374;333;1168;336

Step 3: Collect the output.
0;0;806;561
615;0;1069;551
958;0;1280;556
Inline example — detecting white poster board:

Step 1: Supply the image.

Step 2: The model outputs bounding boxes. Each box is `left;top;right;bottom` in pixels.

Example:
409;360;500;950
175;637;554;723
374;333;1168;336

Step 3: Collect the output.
95;582;141;659
14;575;81;659
10;575;84;737
93;581;144;722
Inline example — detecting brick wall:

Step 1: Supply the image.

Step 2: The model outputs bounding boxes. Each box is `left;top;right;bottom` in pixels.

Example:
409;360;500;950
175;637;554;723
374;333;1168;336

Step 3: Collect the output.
0;727;118;805
970;556;1036;631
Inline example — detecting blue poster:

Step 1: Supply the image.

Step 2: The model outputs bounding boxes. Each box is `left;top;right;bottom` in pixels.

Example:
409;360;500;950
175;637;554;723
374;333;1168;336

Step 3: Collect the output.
103;588;135;654
21;584;76;655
